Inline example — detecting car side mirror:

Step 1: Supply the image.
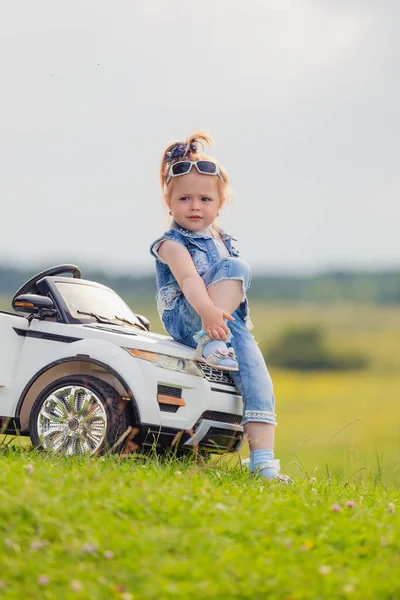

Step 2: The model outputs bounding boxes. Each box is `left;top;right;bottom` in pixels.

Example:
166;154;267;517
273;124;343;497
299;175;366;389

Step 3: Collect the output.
13;294;55;315
136;314;150;331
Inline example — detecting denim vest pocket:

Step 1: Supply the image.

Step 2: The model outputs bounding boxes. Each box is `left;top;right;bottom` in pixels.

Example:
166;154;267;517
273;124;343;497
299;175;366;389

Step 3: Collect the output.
162;297;197;341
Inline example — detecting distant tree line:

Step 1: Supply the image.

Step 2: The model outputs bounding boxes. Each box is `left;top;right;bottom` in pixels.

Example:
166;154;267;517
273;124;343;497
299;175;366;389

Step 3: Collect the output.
263;325;369;371
249;270;400;304
1;264;400;304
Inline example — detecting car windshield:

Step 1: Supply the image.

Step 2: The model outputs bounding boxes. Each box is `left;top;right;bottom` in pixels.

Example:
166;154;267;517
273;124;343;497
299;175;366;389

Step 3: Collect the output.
55;281;142;328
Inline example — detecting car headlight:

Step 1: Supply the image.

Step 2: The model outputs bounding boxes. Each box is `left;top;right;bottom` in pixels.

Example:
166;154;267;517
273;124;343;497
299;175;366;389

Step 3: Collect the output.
124;348;204;378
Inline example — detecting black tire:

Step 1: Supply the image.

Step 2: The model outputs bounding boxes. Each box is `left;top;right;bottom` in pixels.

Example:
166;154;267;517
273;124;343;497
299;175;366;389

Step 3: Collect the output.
29;375;129;456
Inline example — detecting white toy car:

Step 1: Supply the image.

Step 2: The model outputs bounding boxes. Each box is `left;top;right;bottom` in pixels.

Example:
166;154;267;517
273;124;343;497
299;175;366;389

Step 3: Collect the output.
0;265;244;456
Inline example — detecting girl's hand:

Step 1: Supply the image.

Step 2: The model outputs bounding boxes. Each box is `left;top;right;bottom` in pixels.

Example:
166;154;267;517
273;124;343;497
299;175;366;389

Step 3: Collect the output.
200;306;235;341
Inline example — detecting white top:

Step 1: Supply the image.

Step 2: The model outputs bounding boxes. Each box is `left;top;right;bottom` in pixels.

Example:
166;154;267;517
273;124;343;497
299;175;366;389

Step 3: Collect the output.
153;225;230;263
196;226;230;259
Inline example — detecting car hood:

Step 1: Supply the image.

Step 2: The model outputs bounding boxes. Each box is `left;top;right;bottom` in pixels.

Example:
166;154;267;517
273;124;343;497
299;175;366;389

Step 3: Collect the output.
25;320;197;359
81;323;196;358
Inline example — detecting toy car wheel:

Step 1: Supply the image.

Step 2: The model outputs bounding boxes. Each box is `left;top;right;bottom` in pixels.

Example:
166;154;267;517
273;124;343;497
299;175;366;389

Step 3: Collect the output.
29;375;129;456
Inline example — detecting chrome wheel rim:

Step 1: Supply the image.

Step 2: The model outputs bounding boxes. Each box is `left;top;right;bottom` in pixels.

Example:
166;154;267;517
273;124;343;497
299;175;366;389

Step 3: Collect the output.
37;385;108;455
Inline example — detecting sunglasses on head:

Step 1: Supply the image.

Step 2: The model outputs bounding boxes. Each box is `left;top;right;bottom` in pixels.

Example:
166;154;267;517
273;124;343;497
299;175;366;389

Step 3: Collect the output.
166;160;223;184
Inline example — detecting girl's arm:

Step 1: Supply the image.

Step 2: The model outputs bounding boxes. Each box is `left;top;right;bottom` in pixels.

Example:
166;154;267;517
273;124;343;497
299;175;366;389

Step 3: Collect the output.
158;240;233;340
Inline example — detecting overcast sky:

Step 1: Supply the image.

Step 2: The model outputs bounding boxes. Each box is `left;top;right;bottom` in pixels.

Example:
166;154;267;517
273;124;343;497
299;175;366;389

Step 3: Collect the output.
0;0;399;275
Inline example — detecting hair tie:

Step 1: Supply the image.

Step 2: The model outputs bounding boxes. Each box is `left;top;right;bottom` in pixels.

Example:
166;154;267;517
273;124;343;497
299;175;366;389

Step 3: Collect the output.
164;141;197;163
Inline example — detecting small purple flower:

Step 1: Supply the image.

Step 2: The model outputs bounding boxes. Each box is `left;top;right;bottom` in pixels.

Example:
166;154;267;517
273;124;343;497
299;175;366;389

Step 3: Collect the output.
332;503;342;512
346;500;356;509
81;543;96;554
38;575;49;586
164;142;197;163
30;539;48;551
104;550;114;559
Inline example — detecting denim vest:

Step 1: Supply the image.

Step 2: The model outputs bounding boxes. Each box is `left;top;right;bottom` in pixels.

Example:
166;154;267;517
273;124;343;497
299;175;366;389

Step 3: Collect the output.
150;221;240;319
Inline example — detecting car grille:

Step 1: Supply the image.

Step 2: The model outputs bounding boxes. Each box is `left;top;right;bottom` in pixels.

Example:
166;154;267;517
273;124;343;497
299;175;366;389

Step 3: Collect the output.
158;403;179;413
198;363;235;386
157;384;182;398
207;426;239;437
157;384;182;413
201;411;242;425
201;427;244;452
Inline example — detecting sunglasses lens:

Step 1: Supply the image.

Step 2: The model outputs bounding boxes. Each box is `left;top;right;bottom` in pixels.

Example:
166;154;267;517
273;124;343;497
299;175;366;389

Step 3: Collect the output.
197;160;218;174
171;161;191;176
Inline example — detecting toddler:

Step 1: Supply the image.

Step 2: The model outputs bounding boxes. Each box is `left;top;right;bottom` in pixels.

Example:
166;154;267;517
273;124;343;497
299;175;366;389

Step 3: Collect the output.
150;132;292;483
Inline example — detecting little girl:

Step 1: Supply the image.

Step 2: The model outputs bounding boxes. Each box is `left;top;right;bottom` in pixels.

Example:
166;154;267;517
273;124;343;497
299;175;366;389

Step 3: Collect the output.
150;132;292;483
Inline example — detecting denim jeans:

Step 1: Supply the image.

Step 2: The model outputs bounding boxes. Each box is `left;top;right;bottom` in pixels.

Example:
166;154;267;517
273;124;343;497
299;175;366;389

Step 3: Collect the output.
162;257;277;426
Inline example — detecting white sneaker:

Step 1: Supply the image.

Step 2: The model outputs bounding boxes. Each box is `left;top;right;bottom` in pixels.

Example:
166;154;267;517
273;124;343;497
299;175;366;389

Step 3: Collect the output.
194;337;239;372
242;458;294;484
257;459;294;484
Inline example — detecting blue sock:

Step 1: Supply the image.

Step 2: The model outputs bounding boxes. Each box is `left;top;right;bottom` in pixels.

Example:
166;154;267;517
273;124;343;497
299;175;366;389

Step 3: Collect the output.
250;448;274;470
250;448;277;479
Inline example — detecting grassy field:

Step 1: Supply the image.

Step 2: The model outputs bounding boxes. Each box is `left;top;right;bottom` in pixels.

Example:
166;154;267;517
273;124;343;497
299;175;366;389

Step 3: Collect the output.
273;369;400;485
1;296;399;597
0;450;399;599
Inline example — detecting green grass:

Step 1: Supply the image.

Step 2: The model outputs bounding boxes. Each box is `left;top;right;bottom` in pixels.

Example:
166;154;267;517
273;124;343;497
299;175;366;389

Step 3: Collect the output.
272;370;400;486
0;448;399;600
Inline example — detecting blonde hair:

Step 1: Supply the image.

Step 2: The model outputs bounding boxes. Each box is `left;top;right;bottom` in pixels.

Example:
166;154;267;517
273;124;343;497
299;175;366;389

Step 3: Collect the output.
160;131;231;203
